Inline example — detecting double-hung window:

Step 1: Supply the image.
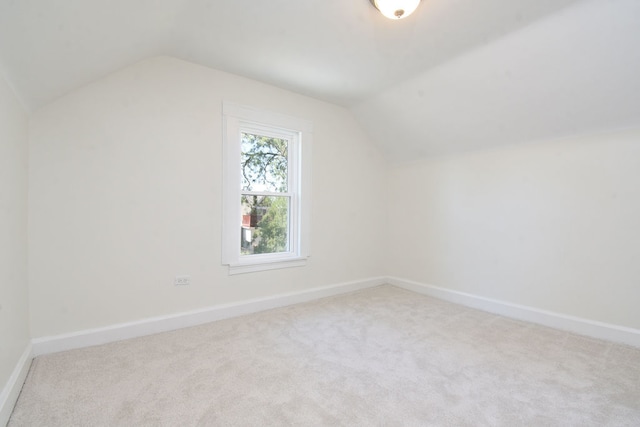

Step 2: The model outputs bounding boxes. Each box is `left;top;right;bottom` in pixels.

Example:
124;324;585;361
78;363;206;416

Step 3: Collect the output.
222;103;312;274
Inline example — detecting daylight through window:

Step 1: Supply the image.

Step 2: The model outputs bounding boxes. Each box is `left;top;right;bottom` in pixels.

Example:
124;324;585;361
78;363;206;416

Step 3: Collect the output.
240;130;292;256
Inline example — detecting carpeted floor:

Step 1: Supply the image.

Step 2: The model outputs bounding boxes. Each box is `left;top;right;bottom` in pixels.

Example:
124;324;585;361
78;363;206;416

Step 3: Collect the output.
9;285;640;426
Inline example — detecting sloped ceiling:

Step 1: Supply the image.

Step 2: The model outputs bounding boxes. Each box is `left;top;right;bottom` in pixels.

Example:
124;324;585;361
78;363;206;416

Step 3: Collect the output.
1;0;638;161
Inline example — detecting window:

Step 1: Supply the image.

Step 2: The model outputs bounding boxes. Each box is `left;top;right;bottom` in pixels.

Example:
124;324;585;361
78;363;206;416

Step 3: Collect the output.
222;103;312;274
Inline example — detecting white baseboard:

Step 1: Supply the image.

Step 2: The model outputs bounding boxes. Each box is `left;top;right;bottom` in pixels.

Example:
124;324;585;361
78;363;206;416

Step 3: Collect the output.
32;277;386;357
30;275;640;358
388;276;640;348
0;342;32;427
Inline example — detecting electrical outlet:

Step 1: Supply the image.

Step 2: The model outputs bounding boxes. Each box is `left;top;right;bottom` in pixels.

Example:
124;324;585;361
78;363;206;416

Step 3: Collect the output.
174;275;190;286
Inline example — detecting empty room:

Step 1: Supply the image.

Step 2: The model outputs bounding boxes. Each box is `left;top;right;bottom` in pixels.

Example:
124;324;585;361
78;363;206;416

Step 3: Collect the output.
1;0;639;425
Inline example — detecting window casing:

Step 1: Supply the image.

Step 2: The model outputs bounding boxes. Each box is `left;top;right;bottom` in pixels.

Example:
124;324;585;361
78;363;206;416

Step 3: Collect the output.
222;103;312;274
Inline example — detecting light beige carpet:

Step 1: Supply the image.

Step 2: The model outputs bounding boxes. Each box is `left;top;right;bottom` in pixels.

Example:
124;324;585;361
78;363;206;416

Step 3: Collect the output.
9;285;640;426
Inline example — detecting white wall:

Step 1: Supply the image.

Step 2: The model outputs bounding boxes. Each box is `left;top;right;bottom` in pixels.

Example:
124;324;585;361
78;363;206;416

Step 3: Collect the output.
28;56;388;338
387;128;640;329
0;73;30;396
26;54;639;342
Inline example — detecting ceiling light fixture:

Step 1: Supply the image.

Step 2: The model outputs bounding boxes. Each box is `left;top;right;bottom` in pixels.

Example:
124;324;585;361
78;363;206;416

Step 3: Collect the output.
370;0;421;20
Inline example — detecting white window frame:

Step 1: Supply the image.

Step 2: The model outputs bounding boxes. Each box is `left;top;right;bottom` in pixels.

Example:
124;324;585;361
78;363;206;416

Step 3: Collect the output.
222;102;312;275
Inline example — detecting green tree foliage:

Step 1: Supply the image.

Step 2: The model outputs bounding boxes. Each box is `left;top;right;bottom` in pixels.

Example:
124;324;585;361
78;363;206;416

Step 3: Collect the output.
241;133;288;192
255;197;288;254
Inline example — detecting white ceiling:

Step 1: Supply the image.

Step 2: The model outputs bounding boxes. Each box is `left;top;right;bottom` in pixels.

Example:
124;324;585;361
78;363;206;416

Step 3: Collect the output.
1;0;639;161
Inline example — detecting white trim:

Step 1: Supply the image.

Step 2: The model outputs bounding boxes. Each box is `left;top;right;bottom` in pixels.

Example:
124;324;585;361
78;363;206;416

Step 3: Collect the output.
0;342;32;426
299;129;312;257
28;276;640;359
221;109;241;265
388;276;640;348
228;257;307;275
222;103;313;134
32;277;386;356
221;102;313;273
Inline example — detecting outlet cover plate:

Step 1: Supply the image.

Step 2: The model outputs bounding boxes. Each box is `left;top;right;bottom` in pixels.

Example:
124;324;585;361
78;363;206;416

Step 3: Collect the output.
174;275;190;286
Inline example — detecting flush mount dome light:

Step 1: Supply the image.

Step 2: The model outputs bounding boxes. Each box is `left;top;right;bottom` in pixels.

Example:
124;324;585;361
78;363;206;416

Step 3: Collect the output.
370;0;421;19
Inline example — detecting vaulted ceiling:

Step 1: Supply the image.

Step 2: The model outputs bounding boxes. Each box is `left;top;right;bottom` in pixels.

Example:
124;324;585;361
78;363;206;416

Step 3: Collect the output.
1;0;639;161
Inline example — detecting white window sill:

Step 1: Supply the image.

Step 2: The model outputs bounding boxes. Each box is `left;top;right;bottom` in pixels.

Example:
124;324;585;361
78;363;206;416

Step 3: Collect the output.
227;257;308;275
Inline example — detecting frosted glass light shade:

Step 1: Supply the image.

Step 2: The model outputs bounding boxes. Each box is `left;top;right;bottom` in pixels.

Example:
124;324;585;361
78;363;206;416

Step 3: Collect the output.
370;0;421;20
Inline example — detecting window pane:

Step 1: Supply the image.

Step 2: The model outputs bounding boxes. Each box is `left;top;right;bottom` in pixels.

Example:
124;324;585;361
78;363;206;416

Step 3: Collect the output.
241;133;288;192
240;195;289;255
